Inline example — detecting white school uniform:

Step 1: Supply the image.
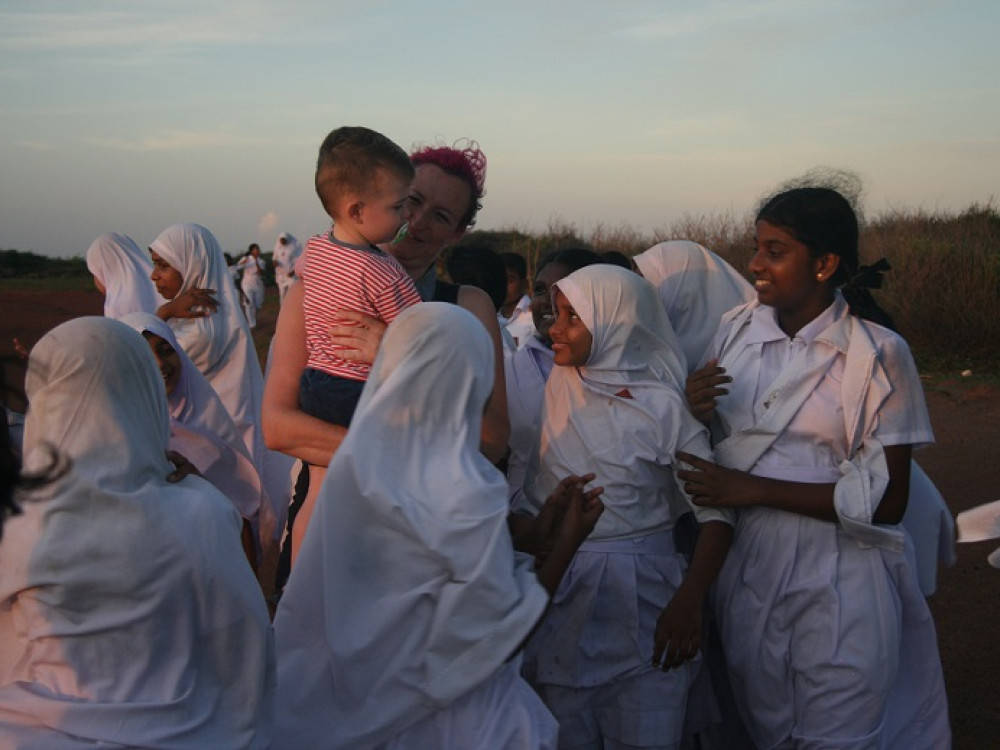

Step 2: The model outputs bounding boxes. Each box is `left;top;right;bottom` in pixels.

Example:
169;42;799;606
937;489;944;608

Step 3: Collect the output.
504;335;555;502
150;223;292;544
0;317;273;749
272;232;301;303
122;312;265;521
708;295;950;749
504;293;537;349
633;240;755;372
85;232;165;320
272;303;555;750
517;266;732;748
237;254;266;328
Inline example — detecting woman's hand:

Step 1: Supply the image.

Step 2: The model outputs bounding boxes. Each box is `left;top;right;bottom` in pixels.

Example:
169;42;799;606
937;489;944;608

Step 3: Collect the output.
328;310;386;365
676;451;759;508
156;288;218;321
652;585;702;670
685;359;730;424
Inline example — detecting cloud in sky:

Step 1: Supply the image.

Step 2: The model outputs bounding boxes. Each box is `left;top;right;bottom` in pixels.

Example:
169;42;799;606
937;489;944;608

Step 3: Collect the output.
257;211;279;234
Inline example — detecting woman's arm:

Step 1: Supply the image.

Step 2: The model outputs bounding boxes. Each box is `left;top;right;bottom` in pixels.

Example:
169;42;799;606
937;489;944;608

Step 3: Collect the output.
156;288;219;321
676;443;913;524
457;285;510;464
329;286;510;465
261;282;347;467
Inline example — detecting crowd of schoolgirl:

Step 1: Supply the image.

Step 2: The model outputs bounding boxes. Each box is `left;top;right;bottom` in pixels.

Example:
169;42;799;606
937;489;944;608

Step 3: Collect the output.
0;125;955;749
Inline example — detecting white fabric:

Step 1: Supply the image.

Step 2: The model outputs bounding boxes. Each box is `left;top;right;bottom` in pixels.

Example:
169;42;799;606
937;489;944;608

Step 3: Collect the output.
504;336;554;503
956;498;1000;568
121;312;265;521
149;223;292;543
272;303;552;750
708;296;950;749
633;240;754;372
85;232;165;320
504;293;536;349
902;462;956;594
0;316;273;749
519;265;729;540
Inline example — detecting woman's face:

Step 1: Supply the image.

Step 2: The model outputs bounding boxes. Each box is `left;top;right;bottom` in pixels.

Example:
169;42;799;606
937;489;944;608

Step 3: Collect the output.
389;164;471;274
749;220;837;334
142;332;182;396
531;262;570;346
549;289;593;367
150;251;184;300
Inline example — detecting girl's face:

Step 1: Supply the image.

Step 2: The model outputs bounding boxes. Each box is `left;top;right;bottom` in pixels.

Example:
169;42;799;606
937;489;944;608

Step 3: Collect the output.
531;262;570;345
549;289;593;367
749;220;838;335
142;332;181;396
150;251;184;300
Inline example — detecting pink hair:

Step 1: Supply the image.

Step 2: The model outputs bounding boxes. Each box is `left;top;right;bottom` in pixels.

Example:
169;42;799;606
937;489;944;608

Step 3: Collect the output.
410;139;487;229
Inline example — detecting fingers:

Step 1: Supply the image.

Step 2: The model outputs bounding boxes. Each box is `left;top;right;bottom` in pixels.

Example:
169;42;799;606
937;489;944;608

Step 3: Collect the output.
676;451;712;470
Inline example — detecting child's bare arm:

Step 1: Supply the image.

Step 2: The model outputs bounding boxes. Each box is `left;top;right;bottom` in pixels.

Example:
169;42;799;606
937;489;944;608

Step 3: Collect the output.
652;519;733;670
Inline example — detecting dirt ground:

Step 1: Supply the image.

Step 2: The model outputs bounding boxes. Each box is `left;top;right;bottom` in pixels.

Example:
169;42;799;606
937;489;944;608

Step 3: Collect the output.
2;286;997;747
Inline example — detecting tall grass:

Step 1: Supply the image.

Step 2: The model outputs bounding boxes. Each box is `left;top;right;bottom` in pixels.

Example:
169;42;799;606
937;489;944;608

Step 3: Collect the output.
481;201;1000;372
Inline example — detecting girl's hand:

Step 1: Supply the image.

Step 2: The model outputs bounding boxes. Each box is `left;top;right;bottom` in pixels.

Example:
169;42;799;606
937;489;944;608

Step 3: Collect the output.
676;451;759;508
526;474;603;562
652;586;702;670
165;450;202;483
157;288;218;321
328;310;386;365
685;359;730;424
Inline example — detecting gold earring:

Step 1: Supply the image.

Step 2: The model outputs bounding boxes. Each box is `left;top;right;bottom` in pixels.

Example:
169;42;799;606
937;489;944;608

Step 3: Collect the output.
816;273;824;281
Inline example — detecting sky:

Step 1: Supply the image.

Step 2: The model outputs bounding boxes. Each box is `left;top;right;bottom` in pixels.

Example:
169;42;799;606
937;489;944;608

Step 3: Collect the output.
1;0;998;258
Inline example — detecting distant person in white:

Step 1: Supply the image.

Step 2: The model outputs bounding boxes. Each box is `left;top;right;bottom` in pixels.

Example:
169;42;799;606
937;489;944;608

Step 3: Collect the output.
236;243;266;328
272;232;301;304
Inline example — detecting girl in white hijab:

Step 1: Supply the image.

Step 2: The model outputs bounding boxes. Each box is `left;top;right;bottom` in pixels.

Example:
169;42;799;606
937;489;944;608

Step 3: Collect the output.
85;232;165;320
633;239;755;372
0;317;273;749
272;303;602;749
149;222;292;546
121;312;265;527
516;265;734;750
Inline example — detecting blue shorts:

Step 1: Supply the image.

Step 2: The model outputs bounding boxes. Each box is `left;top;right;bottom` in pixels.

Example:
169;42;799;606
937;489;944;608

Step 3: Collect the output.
298;368;365;428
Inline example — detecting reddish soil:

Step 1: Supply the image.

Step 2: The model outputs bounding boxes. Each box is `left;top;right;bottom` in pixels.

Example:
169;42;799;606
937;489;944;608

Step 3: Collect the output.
2;287;997;747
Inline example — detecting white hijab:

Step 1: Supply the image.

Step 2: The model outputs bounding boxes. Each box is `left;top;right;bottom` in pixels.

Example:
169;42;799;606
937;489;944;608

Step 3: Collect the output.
121;312;265;521
524;265;726;539
0;317;273;749
273;303;549;749
150;222;291;541
85;232;165;320
633;240;755;371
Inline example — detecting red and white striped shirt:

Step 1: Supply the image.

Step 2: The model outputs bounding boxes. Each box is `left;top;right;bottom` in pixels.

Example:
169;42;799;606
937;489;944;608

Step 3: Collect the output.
301;233;421;380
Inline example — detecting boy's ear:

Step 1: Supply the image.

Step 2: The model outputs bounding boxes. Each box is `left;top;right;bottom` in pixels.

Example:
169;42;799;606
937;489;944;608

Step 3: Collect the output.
346;199;365;224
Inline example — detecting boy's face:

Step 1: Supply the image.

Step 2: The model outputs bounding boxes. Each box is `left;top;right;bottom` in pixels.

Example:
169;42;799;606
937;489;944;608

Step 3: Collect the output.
359;170;410;245
504;268;525;307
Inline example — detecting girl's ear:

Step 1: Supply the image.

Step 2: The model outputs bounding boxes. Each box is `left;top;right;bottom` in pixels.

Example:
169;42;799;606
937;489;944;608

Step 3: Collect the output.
815;253;840;283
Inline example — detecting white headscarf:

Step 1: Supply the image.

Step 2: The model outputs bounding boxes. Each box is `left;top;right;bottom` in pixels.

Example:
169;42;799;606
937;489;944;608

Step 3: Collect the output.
524;265;726;539
0;317;273;749
150;222;291;542
85;232;165;320
633;240;755;371
273;303;549;749
121;312;265;521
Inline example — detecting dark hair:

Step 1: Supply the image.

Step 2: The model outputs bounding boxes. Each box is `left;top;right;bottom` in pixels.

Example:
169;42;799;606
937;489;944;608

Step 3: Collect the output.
536;246;607;279
315;126;415;219
756;187;895;330
445;243;507;312
499;251;527;279
410;140;487;230
599;250;634;271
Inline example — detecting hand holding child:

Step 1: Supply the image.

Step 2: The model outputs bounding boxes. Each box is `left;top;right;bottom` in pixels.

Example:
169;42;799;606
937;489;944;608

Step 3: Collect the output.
328;310;386;365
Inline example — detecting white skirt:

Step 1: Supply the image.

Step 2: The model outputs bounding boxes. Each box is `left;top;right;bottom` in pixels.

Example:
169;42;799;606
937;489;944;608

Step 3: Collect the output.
714;505;950;749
